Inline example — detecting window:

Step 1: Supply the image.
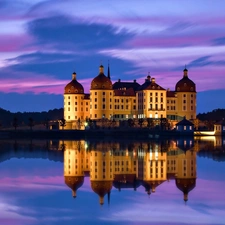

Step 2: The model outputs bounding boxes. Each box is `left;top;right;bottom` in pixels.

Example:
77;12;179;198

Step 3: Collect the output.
95;92;97;95
68;116;70;119
183;106;186;110
103;92;105;95
103;98;105;102
149;104;152;109
68;102;70;105
95;104;97;109
95;98;97;102
68;107;70;111
103;104;105;109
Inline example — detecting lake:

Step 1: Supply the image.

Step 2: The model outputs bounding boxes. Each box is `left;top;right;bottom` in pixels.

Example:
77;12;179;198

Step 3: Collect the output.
0;136;225;225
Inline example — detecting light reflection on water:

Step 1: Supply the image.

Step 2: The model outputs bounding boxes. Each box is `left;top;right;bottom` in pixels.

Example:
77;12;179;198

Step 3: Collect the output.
0;137;225;225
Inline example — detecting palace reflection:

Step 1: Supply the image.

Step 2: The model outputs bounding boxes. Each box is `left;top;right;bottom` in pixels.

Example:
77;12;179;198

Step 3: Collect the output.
0;137;224;206
63;138;197;205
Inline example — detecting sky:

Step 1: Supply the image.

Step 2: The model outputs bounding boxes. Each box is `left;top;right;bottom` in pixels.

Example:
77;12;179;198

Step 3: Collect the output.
0;0;225;113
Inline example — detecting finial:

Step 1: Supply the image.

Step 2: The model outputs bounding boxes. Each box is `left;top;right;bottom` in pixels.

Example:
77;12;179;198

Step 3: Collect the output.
107;60;111;79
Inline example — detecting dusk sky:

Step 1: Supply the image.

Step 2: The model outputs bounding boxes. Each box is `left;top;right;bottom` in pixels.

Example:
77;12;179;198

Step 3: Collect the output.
0;0;225;113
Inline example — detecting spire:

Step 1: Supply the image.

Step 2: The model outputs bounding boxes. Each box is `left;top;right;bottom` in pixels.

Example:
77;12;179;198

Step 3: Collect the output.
107;61;111;80
183;65;188;77
72;72;76;80
99;64;104;74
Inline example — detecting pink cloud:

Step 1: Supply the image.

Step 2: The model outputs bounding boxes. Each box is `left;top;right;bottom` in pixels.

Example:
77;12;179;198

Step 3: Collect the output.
0;176;65;192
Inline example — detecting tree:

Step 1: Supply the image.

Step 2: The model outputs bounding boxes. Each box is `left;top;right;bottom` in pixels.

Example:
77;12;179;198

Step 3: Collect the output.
160;118;169;130
138;118;144;128
13;117;18;130
128;118;134;127
59;118;66;130
77;118;82;130
193;118;199;130
28;117;34;130
147;118;155;129
43;118;50;130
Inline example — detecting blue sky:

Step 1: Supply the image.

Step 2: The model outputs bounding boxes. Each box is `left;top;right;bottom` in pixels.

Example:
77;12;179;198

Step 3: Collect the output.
0;0;225;112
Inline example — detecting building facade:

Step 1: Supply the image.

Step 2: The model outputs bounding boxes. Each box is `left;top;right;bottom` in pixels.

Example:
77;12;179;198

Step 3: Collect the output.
64;65;196;129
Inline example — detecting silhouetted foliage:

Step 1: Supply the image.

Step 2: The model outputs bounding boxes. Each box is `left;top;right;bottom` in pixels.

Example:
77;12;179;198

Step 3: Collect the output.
128;118;134;127
147;118;155;129
43;118;50;130
28;117;34;130
12;117;18;130
0;107;63;128
197;108;225;121
59;118;66;130
138;118;144;128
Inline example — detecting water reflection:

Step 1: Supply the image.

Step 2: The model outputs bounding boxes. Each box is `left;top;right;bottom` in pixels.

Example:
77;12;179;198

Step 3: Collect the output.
0;136;224;206
0;137;225;224
61;139;198;205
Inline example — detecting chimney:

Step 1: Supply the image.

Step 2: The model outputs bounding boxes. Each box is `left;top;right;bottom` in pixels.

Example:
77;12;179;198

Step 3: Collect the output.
118;79;121;82
134;79;136;83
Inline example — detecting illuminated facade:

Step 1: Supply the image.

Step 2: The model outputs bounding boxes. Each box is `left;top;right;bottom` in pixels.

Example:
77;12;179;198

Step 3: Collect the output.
64;65;196;129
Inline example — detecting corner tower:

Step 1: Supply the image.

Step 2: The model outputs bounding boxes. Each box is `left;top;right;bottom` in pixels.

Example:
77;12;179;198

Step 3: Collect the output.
175;67;196;120
64;72;85;126
90;65;113;120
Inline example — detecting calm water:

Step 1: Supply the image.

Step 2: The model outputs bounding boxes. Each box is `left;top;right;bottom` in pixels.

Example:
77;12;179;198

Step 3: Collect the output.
0;137;225;225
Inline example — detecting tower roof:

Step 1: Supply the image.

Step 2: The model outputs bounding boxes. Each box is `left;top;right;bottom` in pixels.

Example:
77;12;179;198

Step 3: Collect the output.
64;72;84;94
91;65;112;90
175;68;196;92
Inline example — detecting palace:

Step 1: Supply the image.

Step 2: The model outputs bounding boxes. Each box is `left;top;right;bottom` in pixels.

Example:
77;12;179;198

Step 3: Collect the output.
64;64;196;129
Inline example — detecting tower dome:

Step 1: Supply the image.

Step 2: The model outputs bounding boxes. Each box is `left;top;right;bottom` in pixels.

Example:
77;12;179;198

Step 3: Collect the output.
175;68;196;92
65;176;84;198
91;180;112;205
91;65;112;90
176;178;196;202
64;72;84;94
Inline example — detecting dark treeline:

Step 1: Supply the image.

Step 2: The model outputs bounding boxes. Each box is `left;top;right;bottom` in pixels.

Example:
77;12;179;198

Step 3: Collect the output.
197;108;225;121
0;107;224;128
0;108;63;128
